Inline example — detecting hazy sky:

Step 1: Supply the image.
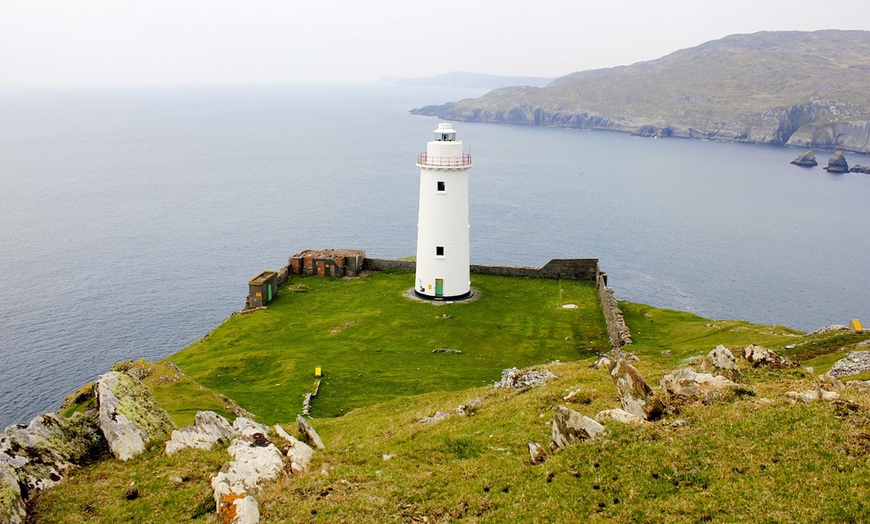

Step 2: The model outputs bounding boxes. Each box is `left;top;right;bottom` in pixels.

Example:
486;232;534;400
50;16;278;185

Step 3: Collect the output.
2;0;868;87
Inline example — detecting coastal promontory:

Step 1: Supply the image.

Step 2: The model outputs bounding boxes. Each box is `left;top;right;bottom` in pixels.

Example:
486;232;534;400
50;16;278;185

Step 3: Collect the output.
411;30;870;154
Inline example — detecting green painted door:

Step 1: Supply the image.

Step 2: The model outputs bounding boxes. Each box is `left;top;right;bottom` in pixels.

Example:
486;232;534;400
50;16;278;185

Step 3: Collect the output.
267;284;273;302
435;279;443;296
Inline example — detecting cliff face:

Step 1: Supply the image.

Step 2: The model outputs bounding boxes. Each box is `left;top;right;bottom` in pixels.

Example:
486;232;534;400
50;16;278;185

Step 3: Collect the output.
411;30;870;153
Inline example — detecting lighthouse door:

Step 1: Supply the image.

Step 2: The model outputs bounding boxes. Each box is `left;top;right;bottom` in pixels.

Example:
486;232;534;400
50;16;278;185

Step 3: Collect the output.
435;279;444;297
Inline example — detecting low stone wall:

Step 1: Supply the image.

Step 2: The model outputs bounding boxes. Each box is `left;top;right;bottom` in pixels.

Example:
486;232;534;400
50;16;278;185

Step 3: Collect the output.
365;258;599;281
598;274;632;349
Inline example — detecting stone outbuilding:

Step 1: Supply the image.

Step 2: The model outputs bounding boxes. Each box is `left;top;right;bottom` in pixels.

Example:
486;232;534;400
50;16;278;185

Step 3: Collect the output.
247;270;278;307
289;249;365;277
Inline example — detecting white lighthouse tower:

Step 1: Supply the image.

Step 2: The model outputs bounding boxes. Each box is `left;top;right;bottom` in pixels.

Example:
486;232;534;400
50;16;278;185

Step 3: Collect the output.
414;123;473;300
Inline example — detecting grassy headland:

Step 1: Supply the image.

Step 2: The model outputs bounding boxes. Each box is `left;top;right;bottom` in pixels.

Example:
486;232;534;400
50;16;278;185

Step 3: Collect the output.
34;271;870;522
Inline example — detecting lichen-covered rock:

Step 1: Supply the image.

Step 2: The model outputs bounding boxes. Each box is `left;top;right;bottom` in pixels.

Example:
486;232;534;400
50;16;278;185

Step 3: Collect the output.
824;151;849;173
0;411;106;523
552;405;605;449
97;371;174;461
233;417;270;439
661;367;738;402
0;461;25;524
165;411;236;455
790;149;817;167
494;367;556;391
810;324;849;335
296;415;325;450
702;345;739;373
610;360;665;421
595;408;645;425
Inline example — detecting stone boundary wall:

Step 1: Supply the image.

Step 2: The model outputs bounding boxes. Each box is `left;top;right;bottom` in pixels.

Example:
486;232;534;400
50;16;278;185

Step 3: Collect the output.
364;258;599;281
598;274;632;349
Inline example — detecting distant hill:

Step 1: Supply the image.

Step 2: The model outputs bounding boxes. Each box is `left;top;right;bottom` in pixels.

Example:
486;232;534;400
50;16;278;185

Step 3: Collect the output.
385;71;554;89
411;30;870;153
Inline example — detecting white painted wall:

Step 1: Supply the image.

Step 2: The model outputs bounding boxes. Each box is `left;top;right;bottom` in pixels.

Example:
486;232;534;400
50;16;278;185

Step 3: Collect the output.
414;123;472;299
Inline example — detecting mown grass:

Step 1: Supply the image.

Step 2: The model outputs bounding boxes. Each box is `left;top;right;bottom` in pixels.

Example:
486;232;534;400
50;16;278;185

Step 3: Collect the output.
165;272;608;424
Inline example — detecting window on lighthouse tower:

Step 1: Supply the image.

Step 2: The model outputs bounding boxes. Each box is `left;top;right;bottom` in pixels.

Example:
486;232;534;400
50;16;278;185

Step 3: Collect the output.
436;246;445;257
437;181;445;192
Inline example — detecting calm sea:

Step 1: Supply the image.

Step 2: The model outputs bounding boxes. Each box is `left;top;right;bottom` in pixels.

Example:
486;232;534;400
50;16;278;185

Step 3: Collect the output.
1;84;869;427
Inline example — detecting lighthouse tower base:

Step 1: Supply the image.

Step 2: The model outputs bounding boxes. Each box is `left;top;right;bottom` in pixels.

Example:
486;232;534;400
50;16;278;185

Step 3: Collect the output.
405;287;479;304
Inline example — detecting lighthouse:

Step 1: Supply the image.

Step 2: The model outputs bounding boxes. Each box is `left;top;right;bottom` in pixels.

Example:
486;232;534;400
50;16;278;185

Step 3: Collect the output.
414;123;473;300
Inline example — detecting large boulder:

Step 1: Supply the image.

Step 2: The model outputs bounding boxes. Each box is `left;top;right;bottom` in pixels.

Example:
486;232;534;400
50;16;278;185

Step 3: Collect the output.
610;360;664;421
97;371;174;461
0;412;106;523
824;151;849;173
660;367;738;403
551;405;605;449
790;149;818;167
742;345;797;368
165;411;237;455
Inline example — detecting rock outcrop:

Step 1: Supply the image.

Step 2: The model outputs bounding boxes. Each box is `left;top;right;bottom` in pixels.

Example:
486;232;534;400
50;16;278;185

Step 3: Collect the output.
494;367;556;391
551;405;605;449
827;352;870;378
211;431;284;524
97;371;174;461
790;150;818;167
0;412;107;524
165;411;236;455
610;360;664;421
274;424;315;477
660;367;738;403
527;441;548;465
742;345;797;368
824;151;849;173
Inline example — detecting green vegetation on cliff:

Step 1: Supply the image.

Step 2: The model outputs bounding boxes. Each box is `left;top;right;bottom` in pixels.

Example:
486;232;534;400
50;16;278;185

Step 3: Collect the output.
412;30;870;153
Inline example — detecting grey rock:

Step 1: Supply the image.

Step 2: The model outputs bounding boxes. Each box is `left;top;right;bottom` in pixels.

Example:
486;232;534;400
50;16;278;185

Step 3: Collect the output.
0;460;25;524
274;424;315;477
494;367;556;391
97;371;174;461
661;367;738;402
552;405;605;449
810;324;849;335
702;345;738;372
418;411;450;424
610;360;665;421
165;411;236;455
742;345;798;368
211;432;283;524
828;351;870;378
296;415;325;450
0;411;106;523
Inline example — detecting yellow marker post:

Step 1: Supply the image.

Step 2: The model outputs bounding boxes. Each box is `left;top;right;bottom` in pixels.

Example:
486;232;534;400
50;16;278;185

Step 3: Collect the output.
315;366;322;377
850;319;863;334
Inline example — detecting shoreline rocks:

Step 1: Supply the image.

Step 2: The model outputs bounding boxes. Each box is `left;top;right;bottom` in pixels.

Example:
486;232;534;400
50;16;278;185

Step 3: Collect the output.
823;151;849;173
790;150;818;167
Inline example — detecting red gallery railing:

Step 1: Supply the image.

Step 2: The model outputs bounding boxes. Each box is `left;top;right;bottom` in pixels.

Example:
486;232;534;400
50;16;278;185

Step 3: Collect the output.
416;153;472;167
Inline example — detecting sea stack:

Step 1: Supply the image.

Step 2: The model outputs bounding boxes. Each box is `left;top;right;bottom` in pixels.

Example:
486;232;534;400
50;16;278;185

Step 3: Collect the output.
414;123;473;300
824;151;849;173
790;150;817;167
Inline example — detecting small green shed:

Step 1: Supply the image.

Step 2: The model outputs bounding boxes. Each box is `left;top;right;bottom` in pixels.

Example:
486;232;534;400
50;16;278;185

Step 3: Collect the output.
247;270;278;307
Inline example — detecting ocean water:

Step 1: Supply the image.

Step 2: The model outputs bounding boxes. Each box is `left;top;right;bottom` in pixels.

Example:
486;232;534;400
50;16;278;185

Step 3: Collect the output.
1;84;869;428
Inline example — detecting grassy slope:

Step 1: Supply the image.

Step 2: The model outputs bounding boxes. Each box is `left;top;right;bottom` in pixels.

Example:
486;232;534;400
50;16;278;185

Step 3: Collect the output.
34;273;870;522
165;272;608;424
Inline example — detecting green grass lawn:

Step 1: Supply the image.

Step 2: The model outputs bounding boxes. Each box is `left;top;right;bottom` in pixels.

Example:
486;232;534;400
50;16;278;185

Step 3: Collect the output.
165;271;609;423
